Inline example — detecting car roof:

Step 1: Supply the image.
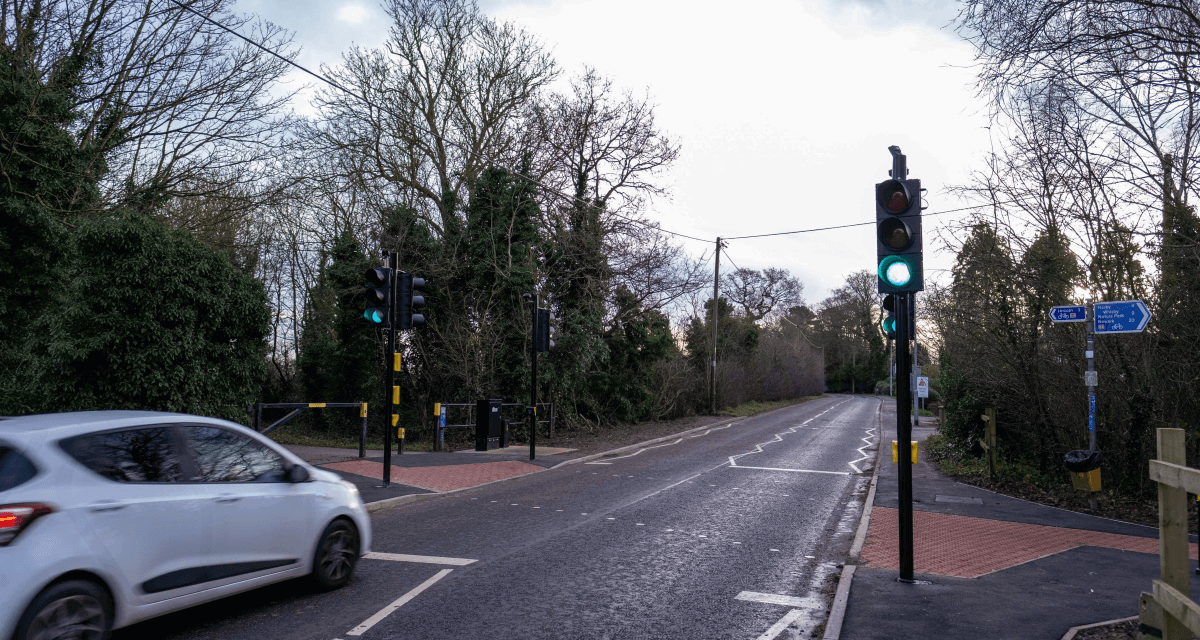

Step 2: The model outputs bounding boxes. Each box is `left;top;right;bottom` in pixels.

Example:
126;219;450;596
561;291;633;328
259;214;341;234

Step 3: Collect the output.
0;411;234;435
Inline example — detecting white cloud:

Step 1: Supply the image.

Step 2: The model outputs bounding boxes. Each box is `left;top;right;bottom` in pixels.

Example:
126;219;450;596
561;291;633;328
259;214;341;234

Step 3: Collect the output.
335;3;371;24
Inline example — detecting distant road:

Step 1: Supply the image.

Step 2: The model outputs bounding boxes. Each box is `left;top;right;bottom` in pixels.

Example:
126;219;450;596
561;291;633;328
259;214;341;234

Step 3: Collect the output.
117;395;880;640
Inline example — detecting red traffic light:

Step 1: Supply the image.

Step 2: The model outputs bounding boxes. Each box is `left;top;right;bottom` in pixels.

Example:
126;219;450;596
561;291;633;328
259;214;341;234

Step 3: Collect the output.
876;180;911;215
878;217;914;251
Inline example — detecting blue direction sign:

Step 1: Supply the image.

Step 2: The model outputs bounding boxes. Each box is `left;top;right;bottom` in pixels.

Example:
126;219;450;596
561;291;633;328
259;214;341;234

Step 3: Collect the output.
1049;305;1087;323
1094;300;1151;334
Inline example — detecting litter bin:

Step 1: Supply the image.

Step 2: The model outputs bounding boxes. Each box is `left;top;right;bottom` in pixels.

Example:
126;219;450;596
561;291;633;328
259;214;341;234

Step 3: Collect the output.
1065;449;1102;491
475;399;502;451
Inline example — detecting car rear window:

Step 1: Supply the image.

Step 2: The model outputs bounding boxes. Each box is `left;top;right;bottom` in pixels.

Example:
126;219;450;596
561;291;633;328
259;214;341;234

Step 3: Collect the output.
60;427;183;482
0;445;38;492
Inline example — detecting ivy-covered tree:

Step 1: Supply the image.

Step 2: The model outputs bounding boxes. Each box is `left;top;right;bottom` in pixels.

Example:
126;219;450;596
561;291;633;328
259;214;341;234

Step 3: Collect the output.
33;214;270;422
297;231;379;434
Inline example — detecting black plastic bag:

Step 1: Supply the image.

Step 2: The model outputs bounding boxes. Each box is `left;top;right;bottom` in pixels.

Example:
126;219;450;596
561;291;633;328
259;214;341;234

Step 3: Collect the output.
1064;449;1102;472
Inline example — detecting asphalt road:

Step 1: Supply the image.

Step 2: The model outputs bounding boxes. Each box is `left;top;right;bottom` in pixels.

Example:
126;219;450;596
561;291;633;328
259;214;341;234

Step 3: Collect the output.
115;395;880;640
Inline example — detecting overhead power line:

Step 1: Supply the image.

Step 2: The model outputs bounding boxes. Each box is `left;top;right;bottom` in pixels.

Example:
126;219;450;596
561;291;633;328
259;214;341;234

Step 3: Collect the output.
163;1;1031;251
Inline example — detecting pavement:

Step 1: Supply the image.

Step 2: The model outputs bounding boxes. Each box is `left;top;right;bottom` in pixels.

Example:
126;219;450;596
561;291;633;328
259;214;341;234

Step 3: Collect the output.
282;443;580;506
837;400;1200;639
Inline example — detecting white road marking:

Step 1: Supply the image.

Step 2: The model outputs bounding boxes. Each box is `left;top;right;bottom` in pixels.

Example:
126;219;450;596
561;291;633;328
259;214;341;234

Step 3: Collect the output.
756;609;805;640
848;423;877;474
727;400;852;469
584;422;739;465
364;552;477;566
346;569;453;636
736;592;812;607
731;466;850;476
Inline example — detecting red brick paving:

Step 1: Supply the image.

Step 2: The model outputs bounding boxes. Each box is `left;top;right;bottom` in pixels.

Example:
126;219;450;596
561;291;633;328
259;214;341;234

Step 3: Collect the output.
862;507;1199;578
323;459;542;492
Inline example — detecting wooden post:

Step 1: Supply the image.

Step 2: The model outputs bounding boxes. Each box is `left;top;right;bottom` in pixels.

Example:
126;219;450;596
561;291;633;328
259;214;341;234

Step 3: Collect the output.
1159;427;1190;640
980;408;997;479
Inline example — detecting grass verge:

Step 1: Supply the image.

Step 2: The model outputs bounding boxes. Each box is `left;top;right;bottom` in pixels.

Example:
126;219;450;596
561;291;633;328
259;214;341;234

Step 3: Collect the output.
924;432;1165;528
720;395;825;417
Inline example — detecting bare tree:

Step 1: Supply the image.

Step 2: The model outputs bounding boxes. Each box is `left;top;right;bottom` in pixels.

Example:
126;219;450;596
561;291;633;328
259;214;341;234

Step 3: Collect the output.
311;0;557;235
721;267;805;322
1;0;298;217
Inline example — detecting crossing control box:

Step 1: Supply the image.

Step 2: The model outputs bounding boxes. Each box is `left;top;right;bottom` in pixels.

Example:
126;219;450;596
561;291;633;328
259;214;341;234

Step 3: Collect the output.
475;398;503;451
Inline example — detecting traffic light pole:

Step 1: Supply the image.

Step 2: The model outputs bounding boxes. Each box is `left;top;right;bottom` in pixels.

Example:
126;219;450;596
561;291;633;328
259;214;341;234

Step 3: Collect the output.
530;293;538;461
896;291;915;582
382;251;396;487
887;146;915;582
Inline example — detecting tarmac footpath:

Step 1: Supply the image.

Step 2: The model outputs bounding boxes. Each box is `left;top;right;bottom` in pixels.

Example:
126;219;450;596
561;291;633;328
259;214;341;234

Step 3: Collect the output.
835;401;1200;640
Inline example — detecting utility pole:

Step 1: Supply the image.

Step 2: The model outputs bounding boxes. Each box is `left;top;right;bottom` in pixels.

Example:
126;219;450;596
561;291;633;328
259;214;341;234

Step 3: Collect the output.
710;237;722;415
530;293;539;461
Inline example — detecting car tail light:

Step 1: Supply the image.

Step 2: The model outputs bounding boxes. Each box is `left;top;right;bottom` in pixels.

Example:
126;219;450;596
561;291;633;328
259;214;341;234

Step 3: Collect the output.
0;503;53;546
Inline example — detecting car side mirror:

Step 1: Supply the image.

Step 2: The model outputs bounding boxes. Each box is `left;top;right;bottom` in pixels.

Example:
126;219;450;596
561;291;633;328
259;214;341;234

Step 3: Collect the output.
287;464;310;483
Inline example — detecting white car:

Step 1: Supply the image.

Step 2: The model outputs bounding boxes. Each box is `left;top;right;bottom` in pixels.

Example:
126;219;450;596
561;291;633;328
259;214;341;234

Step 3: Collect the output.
0;411;371;640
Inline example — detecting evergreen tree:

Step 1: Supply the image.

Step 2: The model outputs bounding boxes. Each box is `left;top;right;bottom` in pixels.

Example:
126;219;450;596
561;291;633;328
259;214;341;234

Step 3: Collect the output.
33;214;270;422
297;231;379;435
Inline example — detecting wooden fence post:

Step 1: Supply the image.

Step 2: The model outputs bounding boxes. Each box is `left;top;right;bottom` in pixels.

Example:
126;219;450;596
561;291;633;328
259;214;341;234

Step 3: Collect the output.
1159;428;1190;640
980;408;997;479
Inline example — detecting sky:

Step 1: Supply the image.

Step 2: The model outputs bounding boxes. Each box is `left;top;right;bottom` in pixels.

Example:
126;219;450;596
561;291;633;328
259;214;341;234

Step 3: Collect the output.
241;0;993;304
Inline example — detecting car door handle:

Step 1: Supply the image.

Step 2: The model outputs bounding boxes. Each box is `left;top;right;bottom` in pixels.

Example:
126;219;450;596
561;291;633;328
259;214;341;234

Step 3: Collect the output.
88;502;126;512
214;495;241;503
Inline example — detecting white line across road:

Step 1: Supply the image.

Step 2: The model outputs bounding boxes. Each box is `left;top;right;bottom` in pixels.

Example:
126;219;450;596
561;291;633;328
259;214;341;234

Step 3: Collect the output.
729;466;850;476
756;609;806;640
345;569;454;637
735;591;814;607
363;552;478;566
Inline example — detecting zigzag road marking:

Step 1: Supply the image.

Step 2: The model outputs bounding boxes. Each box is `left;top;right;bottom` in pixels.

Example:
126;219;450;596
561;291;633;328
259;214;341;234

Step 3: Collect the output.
726;399;851;469
585;422;738;464
848;401;879;474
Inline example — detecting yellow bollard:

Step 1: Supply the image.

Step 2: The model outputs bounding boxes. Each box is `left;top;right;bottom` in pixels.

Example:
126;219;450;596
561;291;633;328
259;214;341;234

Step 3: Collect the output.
892;440;918;464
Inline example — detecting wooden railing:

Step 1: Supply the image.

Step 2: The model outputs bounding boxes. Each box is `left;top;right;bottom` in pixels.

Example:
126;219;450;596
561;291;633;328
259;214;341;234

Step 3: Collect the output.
1141;427;1198;639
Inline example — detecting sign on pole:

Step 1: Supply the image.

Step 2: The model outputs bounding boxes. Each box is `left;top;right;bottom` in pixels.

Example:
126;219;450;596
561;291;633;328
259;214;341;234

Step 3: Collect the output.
916;377;929;399
1094;300;1151;334
1049;305;1087;323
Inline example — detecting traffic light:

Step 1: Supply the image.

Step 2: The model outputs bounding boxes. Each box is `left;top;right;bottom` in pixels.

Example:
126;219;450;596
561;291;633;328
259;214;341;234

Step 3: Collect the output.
397;272;426;330
875;178;924;293
363;268;393;327
535;308;555;352
882;294;897;339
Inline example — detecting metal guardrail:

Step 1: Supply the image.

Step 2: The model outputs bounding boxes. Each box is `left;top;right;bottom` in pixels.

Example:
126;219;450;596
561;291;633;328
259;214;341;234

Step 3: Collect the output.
432;402;554;451
248;402;369;457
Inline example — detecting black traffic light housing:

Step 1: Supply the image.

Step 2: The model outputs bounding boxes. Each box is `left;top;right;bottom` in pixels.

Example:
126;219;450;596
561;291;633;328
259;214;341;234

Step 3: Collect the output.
363;267;393;327
875;178;924;294
535;308;555;352
397;272;426;330
882;294;897;339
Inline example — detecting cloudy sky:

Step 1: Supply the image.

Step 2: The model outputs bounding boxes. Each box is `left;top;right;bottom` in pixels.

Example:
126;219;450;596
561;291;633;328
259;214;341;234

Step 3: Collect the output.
241;0;991;303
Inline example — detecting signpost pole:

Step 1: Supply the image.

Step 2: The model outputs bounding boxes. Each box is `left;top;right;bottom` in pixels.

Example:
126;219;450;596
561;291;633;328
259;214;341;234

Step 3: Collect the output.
1086;301;1096;453
1086;301;1097;511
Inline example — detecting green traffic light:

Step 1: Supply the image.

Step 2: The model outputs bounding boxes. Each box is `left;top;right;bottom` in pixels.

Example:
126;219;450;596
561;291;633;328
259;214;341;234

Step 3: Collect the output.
882;316;897;334
879;255;913;287
364;309;384;323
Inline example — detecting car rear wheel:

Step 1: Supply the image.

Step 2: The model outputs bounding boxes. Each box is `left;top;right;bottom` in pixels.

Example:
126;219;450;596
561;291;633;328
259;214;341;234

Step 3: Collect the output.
310;518;359;591
16;579;112;640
